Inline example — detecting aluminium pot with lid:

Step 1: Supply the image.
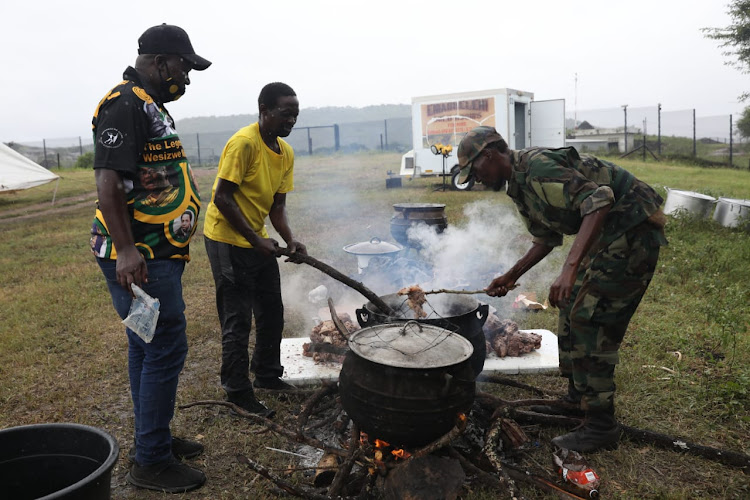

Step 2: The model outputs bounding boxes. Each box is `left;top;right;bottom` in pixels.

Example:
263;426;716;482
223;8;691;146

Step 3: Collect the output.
712;197;750;229
343;237;402;273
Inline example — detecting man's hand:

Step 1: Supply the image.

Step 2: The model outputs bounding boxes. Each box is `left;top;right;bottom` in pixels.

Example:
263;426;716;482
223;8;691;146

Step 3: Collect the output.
548;266;577;309
116;246;148;297
485;273;517;297
254;238;279;257
284;240;307;263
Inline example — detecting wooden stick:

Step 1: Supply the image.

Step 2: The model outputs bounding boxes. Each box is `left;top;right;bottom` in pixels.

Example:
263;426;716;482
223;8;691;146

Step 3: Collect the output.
179;400;349;459
418;284;520;295
237;454;352;500
276;247;395;316
410;415;468;459
296;383;338;434
475;374;549;396
328;424;361;497
476;392;750;472
483;418;525;500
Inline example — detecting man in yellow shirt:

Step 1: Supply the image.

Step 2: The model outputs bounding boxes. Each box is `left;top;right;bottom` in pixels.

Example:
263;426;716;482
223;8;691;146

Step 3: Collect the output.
204;82;306;416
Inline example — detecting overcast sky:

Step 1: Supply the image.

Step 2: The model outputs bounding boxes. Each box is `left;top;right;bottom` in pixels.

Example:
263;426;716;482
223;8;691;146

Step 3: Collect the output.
1;0;746;143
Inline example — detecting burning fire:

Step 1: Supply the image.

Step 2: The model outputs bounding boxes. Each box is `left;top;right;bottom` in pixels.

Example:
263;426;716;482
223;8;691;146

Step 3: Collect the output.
360;432;413;462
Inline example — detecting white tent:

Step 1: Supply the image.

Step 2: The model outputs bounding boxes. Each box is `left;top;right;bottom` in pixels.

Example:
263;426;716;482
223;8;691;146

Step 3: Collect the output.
0;142;59;192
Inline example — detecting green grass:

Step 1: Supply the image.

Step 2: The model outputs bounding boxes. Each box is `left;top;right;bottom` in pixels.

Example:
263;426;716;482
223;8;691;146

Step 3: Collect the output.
0;152;748;499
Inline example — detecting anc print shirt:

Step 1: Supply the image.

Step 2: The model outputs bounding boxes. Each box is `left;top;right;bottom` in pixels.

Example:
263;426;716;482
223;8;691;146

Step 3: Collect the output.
90;67;201;261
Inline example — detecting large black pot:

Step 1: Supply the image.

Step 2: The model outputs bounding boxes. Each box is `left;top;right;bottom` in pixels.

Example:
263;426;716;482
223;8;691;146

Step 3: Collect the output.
355;293;489;378
390;203;448;249
339;322;476;447
0;423;119;500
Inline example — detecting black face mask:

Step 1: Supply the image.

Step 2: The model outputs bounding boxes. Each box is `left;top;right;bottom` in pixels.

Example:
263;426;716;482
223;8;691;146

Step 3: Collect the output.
158;63;185;102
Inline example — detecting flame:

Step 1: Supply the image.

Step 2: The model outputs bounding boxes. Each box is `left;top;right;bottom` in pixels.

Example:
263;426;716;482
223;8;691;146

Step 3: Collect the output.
391;448;411;460
458;413;467;423
374;438;390;449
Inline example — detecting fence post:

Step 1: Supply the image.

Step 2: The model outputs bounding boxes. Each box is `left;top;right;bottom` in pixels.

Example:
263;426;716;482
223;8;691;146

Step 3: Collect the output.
196;133;202;167
657;103;662;156
622;105;628;153
729;114;733;168
692;109;696;158
334;124;340;152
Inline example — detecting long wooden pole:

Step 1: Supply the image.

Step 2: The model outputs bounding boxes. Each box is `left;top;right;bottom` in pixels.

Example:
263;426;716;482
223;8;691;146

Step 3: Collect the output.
276;247;395;316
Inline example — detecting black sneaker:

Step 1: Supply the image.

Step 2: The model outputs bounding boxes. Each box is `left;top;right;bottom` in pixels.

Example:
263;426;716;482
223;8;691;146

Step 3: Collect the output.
227;390;276;418
127;437;204;462
253;377;299;392
126;457;206;493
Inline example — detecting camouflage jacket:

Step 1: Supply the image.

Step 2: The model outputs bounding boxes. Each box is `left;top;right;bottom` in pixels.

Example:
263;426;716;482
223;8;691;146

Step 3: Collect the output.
506;147;667;247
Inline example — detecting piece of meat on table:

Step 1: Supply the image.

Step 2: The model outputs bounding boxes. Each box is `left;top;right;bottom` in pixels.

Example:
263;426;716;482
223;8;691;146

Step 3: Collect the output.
482;313;542;358
303;313;359;364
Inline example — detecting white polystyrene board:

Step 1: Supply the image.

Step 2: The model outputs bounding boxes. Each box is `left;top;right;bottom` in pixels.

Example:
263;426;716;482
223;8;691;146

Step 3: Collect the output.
279;329;559;386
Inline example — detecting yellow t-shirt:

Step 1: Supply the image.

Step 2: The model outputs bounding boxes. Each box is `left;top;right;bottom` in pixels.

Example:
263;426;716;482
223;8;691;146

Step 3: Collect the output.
203;123;294;247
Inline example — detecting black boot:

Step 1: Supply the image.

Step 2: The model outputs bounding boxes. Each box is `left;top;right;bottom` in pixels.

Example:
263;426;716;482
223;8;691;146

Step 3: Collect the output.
530;380;585;417
551;408;620;452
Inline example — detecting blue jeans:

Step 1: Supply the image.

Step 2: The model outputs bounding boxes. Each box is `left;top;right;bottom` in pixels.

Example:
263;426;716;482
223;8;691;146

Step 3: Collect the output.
97;258;188;465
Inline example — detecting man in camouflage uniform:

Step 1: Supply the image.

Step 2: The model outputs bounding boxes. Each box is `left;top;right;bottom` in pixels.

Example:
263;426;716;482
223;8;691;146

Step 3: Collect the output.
456;126;667;452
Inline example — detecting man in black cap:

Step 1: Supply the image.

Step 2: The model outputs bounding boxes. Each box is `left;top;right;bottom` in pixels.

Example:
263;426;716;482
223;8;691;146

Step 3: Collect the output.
90;24;210;493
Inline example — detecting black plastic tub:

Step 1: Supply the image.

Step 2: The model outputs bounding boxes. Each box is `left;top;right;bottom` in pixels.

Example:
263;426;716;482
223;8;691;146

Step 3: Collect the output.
0;423;119;499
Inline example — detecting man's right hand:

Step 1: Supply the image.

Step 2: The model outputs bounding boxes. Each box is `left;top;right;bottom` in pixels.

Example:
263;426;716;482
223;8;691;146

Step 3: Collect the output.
254;237;279;257
116;246;148;296
485;273;517;297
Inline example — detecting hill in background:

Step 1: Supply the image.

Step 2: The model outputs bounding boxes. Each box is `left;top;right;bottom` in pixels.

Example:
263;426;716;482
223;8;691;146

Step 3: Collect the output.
176;104;411;133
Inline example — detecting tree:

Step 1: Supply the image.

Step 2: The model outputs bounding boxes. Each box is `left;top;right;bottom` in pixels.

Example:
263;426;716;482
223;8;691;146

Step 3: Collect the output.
735;106;750;138
703;1;750;100
74;151;94;169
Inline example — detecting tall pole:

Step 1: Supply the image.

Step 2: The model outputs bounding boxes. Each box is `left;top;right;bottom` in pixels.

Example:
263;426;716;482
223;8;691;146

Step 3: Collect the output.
622;105;628;154
384;119;389;150
574;73;578;127
196;133;202;167
657;103;662;156
43;139;48;169
693;109;696;158
729;114;733;167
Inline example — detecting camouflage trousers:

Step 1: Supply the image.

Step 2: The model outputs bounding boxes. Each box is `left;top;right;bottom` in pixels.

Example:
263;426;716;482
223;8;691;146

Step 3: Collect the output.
557;222;664;411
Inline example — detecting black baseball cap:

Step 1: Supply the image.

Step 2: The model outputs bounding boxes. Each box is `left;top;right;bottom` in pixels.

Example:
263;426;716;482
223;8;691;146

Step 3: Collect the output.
138;23;211;71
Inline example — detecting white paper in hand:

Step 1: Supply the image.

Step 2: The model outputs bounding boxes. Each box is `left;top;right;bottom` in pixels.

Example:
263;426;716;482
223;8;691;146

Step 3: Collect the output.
122;284;160;343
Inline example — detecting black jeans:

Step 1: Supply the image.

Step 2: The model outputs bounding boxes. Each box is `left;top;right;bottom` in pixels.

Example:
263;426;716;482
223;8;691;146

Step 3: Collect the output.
205;238;284;393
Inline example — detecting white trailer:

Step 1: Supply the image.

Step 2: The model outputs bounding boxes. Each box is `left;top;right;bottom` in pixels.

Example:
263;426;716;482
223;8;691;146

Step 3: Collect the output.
399;88;566;190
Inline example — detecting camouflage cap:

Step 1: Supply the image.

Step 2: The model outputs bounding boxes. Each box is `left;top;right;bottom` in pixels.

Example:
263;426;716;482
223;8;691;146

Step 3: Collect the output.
457;126;505;182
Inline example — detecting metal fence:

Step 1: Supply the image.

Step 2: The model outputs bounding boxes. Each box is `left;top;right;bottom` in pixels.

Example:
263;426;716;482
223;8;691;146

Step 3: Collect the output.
179;117;413;166
567;105;744;167
7;107;747;170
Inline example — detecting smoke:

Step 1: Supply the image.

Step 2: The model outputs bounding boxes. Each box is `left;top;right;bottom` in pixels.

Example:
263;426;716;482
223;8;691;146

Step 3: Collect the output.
407;200;526;288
